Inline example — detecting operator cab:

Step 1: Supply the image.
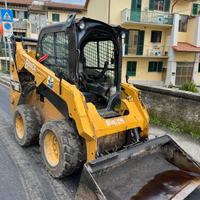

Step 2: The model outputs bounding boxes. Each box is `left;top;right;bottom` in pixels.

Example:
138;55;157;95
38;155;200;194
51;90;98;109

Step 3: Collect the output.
37;14;125;113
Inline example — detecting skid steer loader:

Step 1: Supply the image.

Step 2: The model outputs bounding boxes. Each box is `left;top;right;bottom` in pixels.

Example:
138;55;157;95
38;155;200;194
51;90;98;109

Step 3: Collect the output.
10;14;200;199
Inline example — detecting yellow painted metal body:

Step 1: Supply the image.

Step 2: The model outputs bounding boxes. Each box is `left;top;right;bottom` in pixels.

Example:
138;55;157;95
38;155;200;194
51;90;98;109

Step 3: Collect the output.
10;42;149;161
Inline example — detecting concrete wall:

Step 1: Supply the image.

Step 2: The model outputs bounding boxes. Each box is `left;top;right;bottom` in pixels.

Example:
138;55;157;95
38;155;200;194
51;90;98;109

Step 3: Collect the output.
110;0;131;24
178;17;196;45
135;84;200;135
175;52;196;62
86;0;109;23
173;1;198;16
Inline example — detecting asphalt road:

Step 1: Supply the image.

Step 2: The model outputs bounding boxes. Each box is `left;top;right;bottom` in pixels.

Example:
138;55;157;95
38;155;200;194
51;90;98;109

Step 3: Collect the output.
0;83;200;200
0;84;79;200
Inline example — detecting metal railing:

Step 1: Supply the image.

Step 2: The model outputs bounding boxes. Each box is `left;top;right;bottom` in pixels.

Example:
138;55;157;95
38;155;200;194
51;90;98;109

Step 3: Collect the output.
121;9;173;25
13;20;28;30
123;44;170;57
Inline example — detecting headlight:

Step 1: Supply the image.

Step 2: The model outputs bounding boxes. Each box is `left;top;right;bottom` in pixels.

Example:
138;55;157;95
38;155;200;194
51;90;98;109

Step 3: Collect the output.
121;32;126;39
79;21;85;30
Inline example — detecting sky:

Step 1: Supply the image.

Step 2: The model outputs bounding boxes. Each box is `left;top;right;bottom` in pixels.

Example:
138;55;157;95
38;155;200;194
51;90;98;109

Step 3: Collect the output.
52;0;86;5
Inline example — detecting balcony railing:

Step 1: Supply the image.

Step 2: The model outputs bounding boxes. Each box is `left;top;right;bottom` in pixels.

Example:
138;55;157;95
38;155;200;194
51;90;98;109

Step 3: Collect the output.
13;20;28;31
123;44;169;57
121;9;173;25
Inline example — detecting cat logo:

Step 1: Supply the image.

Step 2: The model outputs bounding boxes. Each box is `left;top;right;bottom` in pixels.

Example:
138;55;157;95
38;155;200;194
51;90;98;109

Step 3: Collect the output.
105;117;125;126
24;59;36;72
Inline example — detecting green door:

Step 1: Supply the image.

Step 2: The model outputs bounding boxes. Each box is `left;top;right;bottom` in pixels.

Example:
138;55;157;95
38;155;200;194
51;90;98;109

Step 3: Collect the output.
130;0;142;22
136;30;145;55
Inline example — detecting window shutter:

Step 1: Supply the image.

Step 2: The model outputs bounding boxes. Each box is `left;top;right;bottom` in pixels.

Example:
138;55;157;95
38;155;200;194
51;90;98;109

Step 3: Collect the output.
24;11;28;19
149;0;154;11
148;62;154;72
127;61;137;76
151;31;155;42
164;0;170;12
125;31;129;55
158;62;163;72
131;0;137;11
193;4;199;16
13;10;16;18
132;62;136;76
136;30;145;55
198;63;200;72
52;14;60;22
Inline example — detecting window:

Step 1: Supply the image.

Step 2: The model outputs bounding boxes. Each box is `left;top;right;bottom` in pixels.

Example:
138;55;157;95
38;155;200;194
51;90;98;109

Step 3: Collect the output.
192;4;200;16
148;61;163;72
127;61;137;76
125;30;145;55
13;10;16;18
40;32;69;78
83;40;115;84
151;31;162;43
179;15;189;32
18;11;24;19
198;63;200;72
176;62;194;85
149;0;170;12
24;11;28;19
127;30;139;54
52;13;60;22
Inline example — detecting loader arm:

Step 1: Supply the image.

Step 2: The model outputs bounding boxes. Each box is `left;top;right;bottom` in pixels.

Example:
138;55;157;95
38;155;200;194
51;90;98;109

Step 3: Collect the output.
12;42;96;159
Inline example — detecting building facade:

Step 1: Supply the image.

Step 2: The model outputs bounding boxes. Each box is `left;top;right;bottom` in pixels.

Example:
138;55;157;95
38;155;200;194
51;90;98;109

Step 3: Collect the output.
0;0;200;86
86;0;200;86
0;0;86;39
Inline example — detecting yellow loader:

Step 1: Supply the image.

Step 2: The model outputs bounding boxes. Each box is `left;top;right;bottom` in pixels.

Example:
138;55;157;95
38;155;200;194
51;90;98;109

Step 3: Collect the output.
10;14;200;199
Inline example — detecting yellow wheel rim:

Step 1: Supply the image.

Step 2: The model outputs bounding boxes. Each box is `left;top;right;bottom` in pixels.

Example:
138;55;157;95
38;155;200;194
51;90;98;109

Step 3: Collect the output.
15;115;25;139
43;131;60;167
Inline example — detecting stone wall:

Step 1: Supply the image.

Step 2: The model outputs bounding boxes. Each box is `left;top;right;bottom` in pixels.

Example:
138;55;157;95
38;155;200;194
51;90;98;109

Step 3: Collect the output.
135;84;200;136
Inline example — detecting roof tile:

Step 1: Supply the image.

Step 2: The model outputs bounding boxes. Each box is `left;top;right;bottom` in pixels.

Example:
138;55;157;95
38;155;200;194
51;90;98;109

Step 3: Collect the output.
173;42;200;52
44;2;86;11
0;0;87;10
0;0;32;5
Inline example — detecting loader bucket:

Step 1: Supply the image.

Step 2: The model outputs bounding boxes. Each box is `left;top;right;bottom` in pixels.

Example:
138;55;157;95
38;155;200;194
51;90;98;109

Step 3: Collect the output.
75;135;200;200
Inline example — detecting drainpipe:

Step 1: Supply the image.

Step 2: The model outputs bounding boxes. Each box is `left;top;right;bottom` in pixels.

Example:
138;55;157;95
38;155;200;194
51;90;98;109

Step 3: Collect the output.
108;0;111;24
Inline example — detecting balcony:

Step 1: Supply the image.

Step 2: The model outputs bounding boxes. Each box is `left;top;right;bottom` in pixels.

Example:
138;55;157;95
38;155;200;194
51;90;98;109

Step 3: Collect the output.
13;20;28;32
121;9;173;26
123;44;169;58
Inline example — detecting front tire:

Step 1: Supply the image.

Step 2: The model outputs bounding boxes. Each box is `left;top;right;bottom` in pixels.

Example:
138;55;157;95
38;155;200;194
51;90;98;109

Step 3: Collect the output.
40;120;85;178
14;105;41;146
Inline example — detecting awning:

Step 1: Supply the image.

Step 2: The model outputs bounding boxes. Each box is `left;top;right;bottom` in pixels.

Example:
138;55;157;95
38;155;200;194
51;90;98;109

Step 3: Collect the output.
173;42;200;52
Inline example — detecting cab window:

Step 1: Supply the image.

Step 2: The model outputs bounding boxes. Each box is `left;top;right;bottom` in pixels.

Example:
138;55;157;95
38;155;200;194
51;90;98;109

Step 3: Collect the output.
40;31;69;77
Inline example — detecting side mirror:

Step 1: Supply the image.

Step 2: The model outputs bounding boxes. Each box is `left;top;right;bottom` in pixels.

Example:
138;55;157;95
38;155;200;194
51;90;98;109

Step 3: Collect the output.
126;74;129;83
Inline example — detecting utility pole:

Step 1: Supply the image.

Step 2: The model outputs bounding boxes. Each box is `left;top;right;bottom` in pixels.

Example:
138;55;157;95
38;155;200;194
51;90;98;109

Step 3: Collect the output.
4;0;12;72
5;0;7;9
3;0;8;71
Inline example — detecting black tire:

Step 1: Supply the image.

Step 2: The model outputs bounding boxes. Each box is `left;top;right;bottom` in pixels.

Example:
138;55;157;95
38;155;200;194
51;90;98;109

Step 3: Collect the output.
40;120;86;178
14;104;42;147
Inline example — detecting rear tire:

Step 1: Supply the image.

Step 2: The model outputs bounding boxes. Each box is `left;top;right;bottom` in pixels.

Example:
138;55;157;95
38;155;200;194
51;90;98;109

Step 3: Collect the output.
40;120;85;178
14;105;42;146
